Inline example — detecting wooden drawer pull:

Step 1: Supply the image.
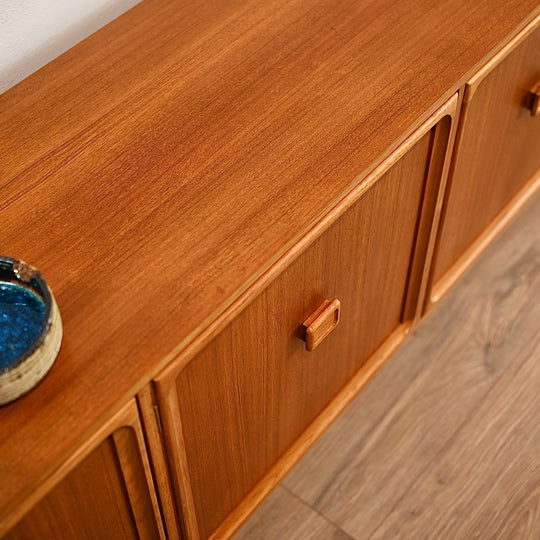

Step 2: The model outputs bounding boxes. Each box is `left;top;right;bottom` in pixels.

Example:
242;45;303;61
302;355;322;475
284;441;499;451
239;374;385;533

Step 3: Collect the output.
302;299;341;351
529;81;540;117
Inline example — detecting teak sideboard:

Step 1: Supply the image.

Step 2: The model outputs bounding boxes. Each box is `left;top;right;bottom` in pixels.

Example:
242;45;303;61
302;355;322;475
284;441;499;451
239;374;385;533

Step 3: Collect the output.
1;1;539;539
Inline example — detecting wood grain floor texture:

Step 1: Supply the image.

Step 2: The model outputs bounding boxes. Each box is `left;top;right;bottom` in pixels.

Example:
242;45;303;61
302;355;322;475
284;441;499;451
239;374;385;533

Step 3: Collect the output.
234;189;540;540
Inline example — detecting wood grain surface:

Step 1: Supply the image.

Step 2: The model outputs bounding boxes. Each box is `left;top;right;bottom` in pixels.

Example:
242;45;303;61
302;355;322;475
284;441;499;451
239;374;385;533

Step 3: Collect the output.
4;438;142;540
1;0;539;528
4;399;164;539
236;185;540;539
432;20;540;286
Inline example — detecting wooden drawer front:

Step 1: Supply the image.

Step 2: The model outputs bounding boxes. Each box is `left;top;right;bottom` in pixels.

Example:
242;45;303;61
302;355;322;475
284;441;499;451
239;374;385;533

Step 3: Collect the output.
4;400;164;540
432;23;540;289
154;111;453;540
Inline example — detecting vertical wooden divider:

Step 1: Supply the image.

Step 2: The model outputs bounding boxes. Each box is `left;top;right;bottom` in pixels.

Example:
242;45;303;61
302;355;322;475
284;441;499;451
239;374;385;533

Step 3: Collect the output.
112;401;167;540
138;383;185;540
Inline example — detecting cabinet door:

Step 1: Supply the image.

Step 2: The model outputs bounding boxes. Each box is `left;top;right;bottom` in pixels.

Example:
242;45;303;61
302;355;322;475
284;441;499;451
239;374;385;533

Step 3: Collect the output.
154;101;456;540
4;400;165;540
431;21;540;300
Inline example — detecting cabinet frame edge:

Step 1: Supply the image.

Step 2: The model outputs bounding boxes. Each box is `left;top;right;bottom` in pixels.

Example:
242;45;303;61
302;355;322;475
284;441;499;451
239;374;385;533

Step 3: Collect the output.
466;9;540;103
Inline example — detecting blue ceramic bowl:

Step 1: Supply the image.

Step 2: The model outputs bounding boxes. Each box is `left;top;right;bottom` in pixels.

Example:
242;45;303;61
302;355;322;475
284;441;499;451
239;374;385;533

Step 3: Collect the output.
0;256;62;405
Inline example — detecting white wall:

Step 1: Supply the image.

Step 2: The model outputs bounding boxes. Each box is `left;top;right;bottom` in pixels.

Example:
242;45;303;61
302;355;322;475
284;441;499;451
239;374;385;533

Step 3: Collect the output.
0;0;140;94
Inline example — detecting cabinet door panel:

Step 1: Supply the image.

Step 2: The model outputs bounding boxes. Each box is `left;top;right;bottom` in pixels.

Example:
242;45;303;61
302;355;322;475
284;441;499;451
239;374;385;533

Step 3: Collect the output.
5;400;164;540
155;108;454;540
432;23;540;289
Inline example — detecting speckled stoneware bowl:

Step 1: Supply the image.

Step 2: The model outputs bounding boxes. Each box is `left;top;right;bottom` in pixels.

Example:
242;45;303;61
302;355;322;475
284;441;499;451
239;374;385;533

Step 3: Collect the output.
0;256;62;405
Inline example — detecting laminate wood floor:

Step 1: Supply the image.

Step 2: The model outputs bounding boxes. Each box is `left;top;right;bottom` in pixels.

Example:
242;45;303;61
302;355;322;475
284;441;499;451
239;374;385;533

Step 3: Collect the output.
233;188;540;540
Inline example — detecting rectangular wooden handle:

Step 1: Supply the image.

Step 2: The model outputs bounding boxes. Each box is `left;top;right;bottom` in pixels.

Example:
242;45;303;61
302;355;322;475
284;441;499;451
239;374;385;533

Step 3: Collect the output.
302;299;341;351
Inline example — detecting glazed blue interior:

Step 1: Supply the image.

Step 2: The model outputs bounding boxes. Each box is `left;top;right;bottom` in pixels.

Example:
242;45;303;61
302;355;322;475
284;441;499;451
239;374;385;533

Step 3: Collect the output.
0;282;47;369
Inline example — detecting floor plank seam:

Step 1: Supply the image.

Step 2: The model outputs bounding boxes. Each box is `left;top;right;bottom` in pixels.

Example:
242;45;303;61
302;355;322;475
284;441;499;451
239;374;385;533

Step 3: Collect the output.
279;483;357;540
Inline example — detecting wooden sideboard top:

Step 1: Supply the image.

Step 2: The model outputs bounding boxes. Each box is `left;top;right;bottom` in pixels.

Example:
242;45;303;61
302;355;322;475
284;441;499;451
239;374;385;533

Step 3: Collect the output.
0;0;539;528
